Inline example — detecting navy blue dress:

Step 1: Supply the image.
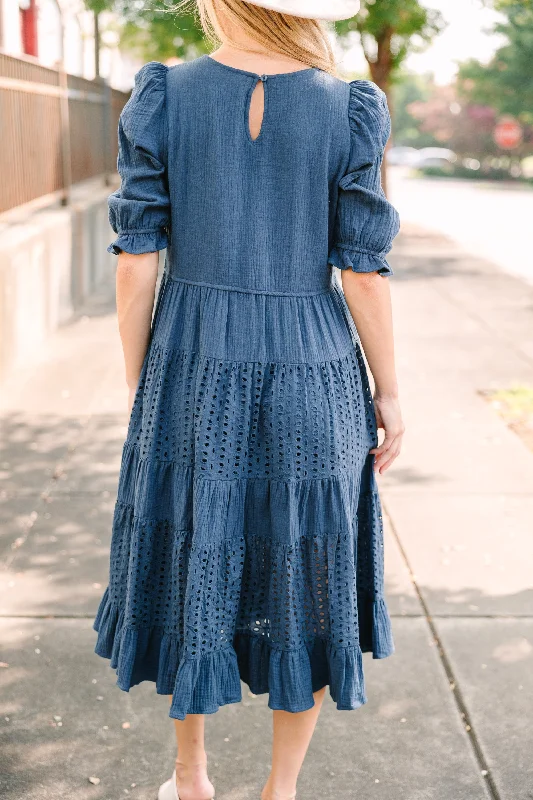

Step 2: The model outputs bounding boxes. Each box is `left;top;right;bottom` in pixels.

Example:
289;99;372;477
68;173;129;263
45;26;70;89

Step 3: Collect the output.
93;54;400;720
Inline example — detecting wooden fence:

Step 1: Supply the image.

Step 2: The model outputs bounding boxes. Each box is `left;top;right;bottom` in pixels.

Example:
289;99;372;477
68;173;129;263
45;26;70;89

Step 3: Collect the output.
0;51;130;214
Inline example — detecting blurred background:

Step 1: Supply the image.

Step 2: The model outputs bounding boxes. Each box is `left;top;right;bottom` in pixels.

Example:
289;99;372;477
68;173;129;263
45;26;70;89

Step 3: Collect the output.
1;2;532;800
1;0;533;379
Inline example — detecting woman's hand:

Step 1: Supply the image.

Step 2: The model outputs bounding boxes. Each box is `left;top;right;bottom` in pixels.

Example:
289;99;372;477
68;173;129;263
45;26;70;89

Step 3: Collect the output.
370;394;405;474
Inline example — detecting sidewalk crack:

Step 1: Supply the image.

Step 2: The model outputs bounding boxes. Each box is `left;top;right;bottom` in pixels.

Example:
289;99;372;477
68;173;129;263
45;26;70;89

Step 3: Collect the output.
383;501;502;800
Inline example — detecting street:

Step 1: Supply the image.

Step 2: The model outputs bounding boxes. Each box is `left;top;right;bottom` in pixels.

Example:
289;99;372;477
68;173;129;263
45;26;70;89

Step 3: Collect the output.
389;168;533;285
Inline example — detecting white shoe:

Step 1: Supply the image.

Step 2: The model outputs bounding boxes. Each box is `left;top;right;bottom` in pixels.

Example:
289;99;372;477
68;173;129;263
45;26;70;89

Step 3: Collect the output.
157;768;215;800
158;769;179;800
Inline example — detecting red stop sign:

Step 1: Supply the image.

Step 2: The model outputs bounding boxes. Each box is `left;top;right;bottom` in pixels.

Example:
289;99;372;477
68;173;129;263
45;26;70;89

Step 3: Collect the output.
494;118;523;150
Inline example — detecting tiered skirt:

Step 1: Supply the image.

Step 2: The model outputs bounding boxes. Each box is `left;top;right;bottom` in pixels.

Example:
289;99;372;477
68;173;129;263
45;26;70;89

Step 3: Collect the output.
93;270;395;719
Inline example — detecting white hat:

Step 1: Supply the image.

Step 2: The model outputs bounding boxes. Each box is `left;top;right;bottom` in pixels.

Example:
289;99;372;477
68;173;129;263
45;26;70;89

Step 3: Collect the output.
245;0;360;22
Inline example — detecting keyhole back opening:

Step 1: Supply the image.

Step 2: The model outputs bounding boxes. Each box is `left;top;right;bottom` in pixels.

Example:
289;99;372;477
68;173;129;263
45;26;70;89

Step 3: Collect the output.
248;76;266;142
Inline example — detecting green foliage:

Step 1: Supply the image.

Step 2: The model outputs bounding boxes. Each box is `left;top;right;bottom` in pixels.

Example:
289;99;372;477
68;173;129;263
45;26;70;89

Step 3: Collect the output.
459;1;533;125
397;72;533;163
491;0;533;11
84;0;207;62
120;2;207;62
391;72;438;147
335;0;445;91
83;0;111;12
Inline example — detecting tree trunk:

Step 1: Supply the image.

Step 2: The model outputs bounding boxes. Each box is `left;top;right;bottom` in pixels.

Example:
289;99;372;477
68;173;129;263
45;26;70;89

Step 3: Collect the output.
367;28;394;198
94;12;101;79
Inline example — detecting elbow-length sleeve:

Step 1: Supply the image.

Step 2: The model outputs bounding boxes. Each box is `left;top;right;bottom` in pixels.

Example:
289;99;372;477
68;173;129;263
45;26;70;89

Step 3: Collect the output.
328;80;400;277
107;62;171;255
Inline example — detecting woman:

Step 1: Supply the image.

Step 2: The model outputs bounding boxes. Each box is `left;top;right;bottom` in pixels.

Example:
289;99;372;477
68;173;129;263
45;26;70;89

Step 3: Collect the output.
93;0;404;797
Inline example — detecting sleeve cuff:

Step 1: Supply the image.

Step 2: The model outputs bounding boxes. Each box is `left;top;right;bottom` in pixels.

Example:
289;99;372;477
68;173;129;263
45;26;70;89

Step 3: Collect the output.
328;245;394;277
107;229;169;255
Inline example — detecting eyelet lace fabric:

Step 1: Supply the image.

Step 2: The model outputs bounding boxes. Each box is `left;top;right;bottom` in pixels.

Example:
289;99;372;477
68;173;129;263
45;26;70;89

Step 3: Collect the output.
94;57;398;720
93;273;395;719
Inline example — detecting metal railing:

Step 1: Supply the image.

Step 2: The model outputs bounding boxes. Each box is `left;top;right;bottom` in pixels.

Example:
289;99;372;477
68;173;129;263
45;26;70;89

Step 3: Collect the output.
0;51;130;214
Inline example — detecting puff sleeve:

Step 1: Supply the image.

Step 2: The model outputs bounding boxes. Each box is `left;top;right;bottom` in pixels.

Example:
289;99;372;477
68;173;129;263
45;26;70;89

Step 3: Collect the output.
328;80;400;277
107;62;171;255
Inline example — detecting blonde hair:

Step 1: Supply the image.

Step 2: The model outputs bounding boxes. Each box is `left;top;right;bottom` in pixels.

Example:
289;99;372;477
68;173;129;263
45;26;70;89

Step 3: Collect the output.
172;0;337;75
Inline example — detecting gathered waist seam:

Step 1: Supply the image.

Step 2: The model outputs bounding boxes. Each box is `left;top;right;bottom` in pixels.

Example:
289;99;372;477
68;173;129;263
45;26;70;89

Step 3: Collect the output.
166;273;333;297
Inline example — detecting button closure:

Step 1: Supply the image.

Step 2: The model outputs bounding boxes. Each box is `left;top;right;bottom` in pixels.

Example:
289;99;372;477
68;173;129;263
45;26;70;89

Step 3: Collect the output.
246;74;268;143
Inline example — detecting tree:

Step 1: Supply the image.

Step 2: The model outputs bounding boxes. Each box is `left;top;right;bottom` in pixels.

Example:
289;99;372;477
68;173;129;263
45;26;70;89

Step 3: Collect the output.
84;0;110;77
335;1;444;191
459;0;533;126
391;72;438;148
335;0;445;97
408;85;501;159
118;1;207;63
402;78;533;166
84;0;206;64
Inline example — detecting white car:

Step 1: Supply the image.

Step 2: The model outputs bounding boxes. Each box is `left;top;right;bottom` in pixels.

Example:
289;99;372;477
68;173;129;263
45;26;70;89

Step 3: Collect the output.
386;146;420;166
413;148;458;169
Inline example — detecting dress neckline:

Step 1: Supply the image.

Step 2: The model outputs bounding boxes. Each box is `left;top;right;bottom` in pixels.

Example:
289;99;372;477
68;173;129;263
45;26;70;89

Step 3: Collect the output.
203;54;317;80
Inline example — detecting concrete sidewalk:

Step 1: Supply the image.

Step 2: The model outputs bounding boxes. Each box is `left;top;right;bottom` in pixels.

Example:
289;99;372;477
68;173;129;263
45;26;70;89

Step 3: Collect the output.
1;226;532;800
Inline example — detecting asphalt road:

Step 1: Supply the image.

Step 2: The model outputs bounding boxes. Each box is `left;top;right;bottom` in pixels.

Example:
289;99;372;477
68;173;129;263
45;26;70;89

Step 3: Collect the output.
389;167;533;286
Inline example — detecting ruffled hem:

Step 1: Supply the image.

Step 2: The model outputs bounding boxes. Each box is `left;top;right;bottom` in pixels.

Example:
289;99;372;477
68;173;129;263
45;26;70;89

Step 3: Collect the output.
93;588;241;718
93;588;394;719
107;229;169;255
235;633;366;712
328;245;393;277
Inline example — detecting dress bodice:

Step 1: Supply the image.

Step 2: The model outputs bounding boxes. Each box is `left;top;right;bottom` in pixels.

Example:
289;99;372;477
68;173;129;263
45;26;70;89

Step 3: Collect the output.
107;55;399;295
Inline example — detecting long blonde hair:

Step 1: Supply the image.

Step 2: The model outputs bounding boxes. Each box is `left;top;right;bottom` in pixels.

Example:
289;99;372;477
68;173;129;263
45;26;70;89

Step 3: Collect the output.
173;0;337;75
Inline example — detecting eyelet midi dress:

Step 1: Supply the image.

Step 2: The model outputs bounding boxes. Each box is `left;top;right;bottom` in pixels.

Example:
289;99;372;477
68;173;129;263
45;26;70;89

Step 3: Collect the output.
93;54;401;720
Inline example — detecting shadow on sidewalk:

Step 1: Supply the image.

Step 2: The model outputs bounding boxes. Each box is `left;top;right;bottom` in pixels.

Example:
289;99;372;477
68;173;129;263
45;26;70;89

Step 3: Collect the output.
1;407;532;798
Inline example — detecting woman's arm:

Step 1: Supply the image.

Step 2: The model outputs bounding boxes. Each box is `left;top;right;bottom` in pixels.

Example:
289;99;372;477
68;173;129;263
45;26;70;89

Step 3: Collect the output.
115;251;160;412
341;269;405;474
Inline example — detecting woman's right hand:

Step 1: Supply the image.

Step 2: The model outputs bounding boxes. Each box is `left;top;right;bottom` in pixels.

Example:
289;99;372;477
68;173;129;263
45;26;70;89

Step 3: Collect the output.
370;394;405;474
